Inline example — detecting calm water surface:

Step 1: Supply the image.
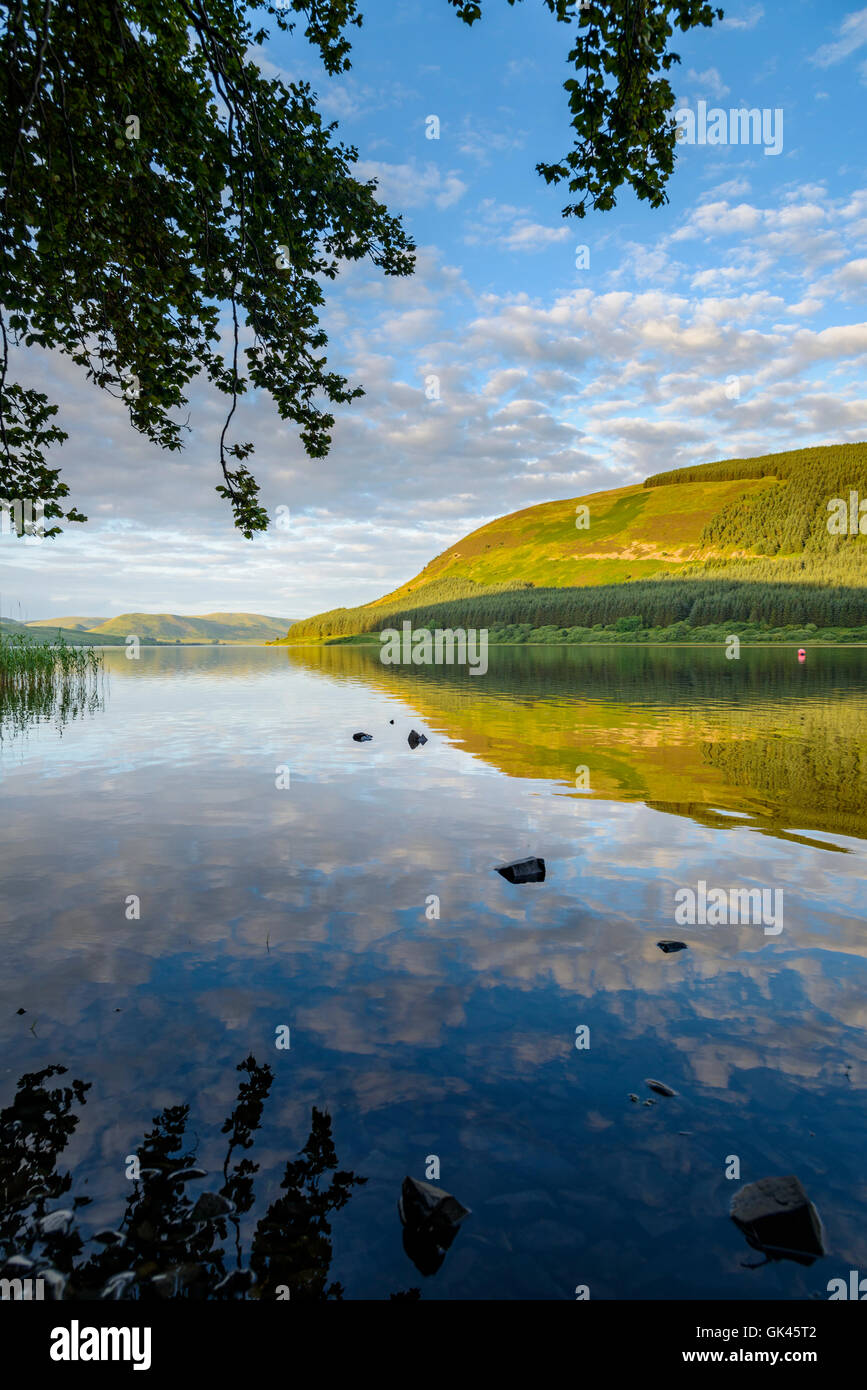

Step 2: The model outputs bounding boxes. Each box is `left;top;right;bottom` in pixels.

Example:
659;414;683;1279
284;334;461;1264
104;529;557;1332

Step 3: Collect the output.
1;644;865;1299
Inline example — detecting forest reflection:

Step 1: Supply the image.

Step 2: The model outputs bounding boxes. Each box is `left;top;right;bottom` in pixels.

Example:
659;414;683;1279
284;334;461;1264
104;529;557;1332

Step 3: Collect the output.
0;1057;420;1300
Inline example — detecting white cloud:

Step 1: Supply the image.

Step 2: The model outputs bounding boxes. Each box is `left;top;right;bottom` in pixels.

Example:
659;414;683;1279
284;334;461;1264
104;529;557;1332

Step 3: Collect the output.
355;160;467;211
720;6;764;30
812;8;867;66
685;67;731;100
7;176;867;618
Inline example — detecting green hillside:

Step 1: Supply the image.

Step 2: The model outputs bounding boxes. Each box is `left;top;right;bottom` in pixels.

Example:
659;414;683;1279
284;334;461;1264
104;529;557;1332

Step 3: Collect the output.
281;443;867;644
86;611;295;643
26;616;108;631
0;617;126;646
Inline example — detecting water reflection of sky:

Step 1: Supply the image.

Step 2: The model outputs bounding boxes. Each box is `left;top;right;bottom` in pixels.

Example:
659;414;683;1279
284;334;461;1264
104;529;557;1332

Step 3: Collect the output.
1;647;866;1299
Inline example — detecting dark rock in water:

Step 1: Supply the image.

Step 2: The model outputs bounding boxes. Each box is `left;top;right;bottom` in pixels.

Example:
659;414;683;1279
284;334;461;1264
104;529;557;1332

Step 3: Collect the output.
730;1175;825;1264
497;857;546;884
16;1007;26;1014
658;940;688;953
191;1191;234;1222
389;720;394;725
407;729;428;748
645;1078;677;1097
398;1176;470;1277
352;732;373;742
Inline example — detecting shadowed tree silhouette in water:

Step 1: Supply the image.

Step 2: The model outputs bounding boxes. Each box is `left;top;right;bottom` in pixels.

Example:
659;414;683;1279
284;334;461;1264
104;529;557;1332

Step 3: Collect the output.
0;1055;416;1299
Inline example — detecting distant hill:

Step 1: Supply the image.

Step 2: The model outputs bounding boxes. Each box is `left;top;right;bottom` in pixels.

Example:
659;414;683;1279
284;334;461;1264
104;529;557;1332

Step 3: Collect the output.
281;443;867;644
84;612;295;643
27;616;108;631
1;617;126;646
10;612;295;645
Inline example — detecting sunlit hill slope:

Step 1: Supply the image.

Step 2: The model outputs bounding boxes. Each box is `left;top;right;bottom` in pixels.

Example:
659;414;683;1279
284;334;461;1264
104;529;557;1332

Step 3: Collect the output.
282;444;867;642
24;612;295;643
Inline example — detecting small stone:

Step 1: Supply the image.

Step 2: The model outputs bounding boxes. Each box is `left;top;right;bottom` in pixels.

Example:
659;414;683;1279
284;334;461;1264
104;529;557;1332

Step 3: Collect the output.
399;1176;470;1231
496;857;546;884
730;1175;825;1262
407;729;428;749
628;1094;639;1103
398;1176;471;1277
645;1078;677;1097
16;1007;26;1014
658;941;688;954
352;732;373;742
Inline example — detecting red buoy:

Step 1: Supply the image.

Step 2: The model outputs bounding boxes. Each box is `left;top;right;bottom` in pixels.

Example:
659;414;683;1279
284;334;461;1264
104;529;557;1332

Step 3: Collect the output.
797;648;806;662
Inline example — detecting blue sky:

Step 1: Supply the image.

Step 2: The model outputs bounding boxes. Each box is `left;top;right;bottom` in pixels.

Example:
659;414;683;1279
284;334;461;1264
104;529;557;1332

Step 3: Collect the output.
4;0;867;621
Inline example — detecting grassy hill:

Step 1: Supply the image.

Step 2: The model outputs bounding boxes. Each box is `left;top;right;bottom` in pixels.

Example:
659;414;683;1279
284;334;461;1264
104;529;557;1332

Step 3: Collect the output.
1;616;126;646
26;616;108;631
281;443;867;645
21;612;295;643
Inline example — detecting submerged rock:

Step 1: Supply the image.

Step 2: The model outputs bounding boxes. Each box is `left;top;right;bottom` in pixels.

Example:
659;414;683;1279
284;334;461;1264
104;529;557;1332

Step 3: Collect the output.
645;1078;677;1097
496;856;546;884
730;1175;825;1264
398;1176;471;1277
407;730;428;748
658;940;688;953
352;732;373;742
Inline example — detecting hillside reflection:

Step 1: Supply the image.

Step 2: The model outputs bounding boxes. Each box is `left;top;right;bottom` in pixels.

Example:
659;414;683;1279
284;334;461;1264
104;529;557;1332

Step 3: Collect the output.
285;644;867;847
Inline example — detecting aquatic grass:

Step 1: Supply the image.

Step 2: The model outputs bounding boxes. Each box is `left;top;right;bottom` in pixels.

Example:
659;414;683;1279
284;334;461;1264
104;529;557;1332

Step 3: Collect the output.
0;631;104;736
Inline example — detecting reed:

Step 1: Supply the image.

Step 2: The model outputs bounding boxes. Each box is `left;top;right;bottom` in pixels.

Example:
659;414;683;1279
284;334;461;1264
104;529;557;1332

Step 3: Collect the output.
0;631;104;735
0;630;102;683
